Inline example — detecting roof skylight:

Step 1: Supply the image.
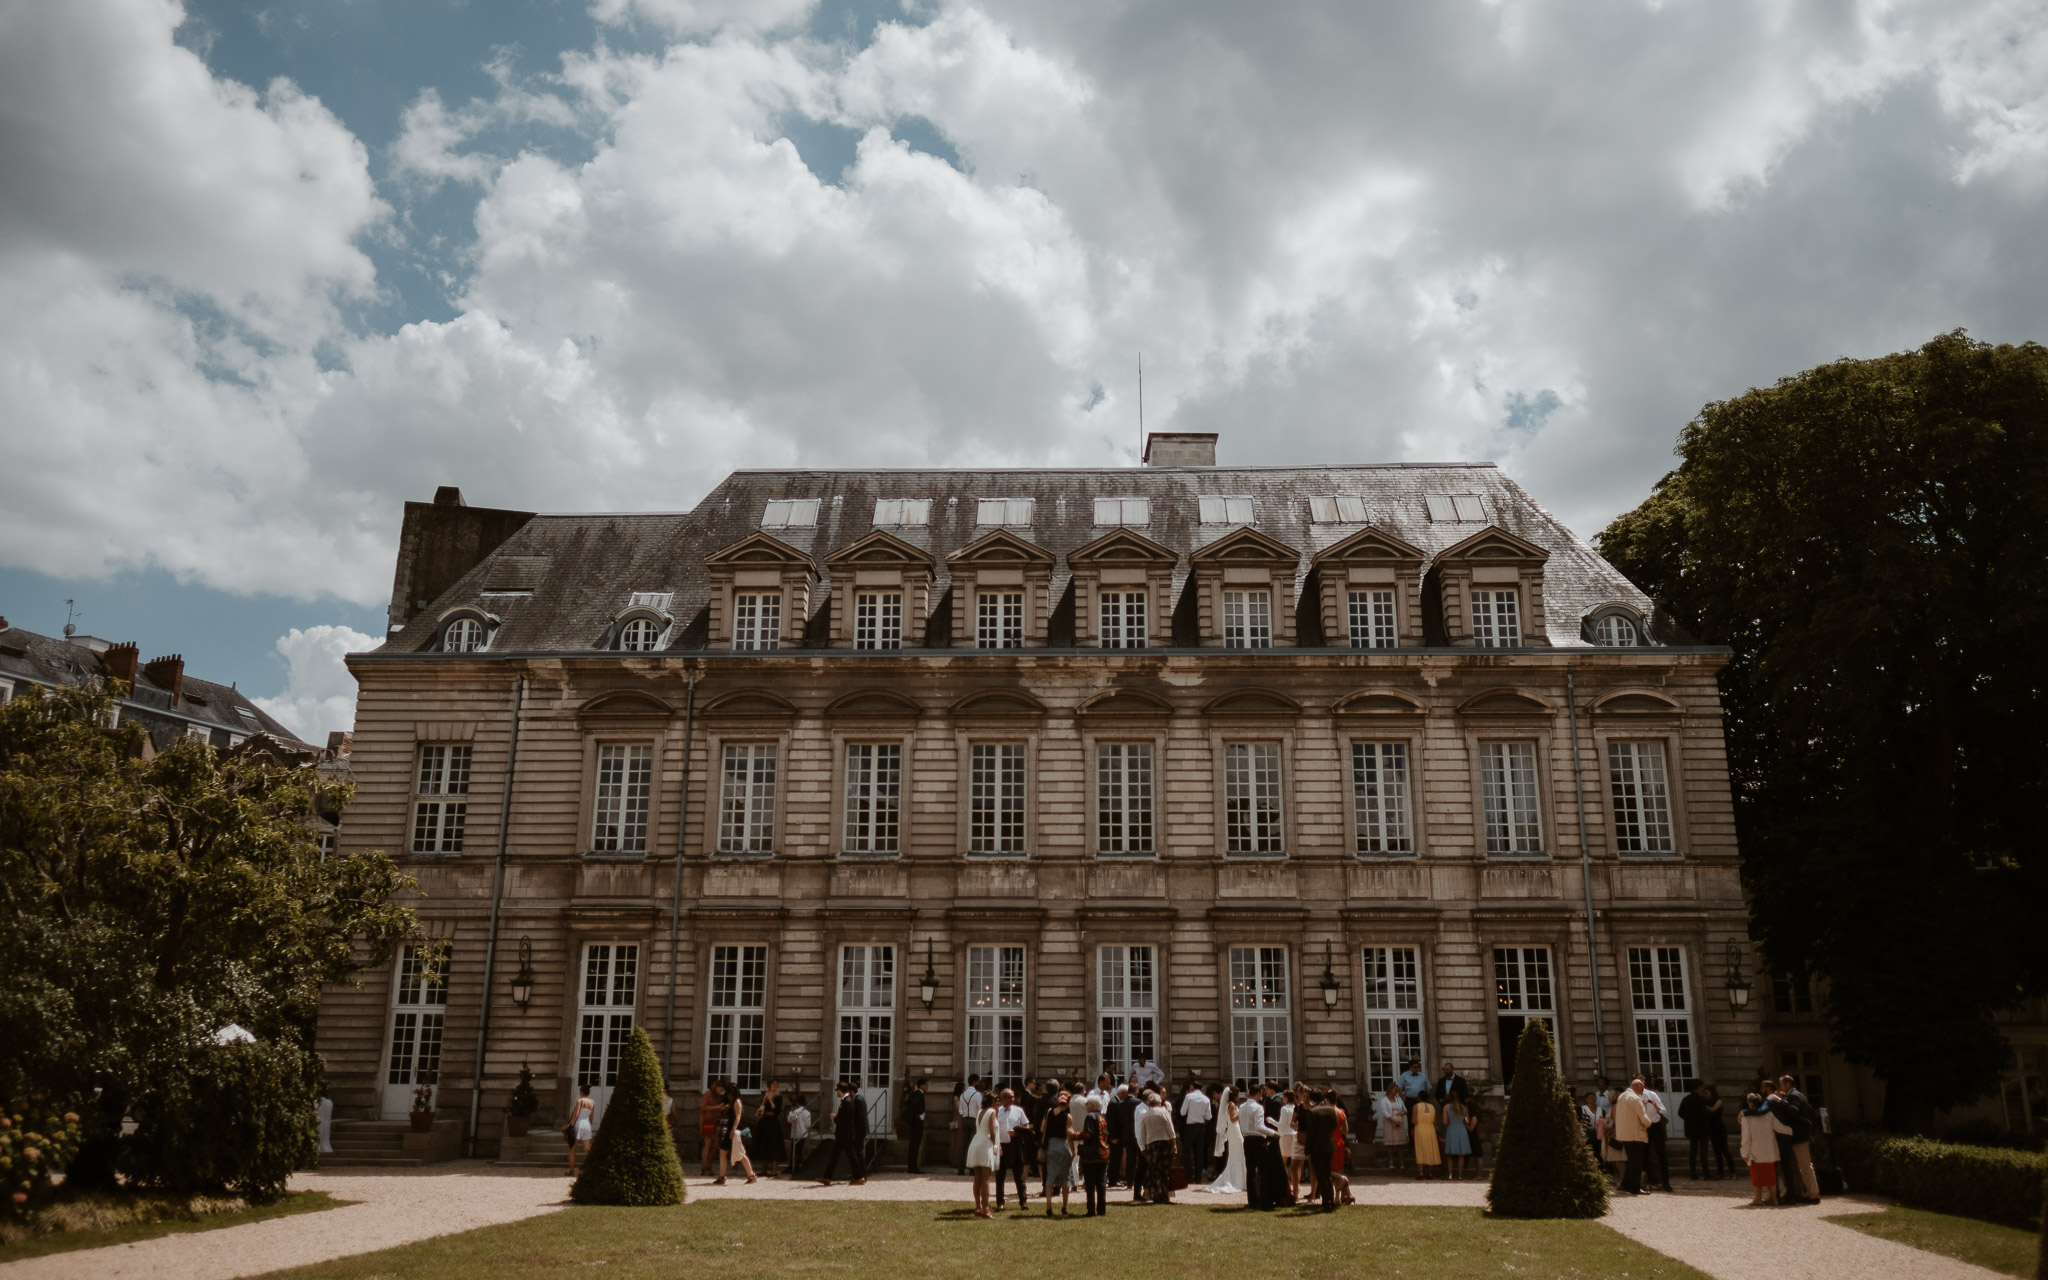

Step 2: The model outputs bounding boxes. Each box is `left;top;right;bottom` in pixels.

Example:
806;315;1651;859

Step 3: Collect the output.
1309;495;1370;523
873;498;931;526
629;592;674;611
1425;494;1487;522
976;498;1035;527
1092;497;1151;526
761;498;820;529
1198;496;1254;524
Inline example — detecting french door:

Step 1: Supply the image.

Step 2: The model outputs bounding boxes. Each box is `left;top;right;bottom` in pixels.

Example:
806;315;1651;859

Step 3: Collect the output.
383;945;447;1119
837;944;895;1135
577;942;639;1124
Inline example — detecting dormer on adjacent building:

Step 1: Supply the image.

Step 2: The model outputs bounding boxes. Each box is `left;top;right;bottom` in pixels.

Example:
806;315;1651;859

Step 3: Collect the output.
705;532;817;651
1427;526;1551;648
1311;526;1428;649
1067;527;1178;649
1185;528;1303;648
945;530;1056;649
822;530;937;649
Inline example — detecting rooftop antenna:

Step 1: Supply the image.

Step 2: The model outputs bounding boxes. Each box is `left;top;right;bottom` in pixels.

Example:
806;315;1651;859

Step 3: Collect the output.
63;598;78;638
1137;352;1144;460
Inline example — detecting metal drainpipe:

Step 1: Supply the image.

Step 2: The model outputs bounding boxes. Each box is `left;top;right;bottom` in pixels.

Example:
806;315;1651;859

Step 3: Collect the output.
663;666;699;1083
467;672;525;1157
1567;665;1608;1078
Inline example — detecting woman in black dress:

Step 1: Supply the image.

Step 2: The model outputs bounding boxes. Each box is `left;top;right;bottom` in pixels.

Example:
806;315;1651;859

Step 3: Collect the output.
754;1079;788;1176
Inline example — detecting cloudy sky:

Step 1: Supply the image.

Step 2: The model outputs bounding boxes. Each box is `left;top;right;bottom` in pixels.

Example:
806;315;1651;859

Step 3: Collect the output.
2;0;2044;741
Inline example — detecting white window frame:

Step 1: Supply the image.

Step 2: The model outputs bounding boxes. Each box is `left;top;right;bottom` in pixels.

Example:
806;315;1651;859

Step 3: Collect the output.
1223;742;1285;856
383;944;447;1117
1493;944;1557;1079
705;944;768;1090
975;591;1024;649
967;743;1027;856
1351;741;1413;856
717;744;777;856
965;944;1026;1086
1092;497;1151;526
842;742;902;855
411;744;472;854
1098;590;1149;649
1198;495;1255;524
1222;589;1272;649
577;942;638;1120
1348;589;1397;649
761;498;820;529
1594;613;1640;646
837;945;896;1131
1480;741;1543;856
1097;945;1157;1077
1471;589;1521;648
1228;945;1292;1083
617;617;664;652
872;498;931;526
591;743;654;855
731;592;782;651
442;617;487;653
1628;946;1696;1089
1609;741;1676;856
1095;742;1154;856
853;591;903;650
976;498;1035;526
1361;946;1425;1095
1310;495;1370;523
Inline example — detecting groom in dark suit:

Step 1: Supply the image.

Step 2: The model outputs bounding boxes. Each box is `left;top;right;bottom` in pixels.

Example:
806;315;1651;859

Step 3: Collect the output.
820;1080;869;1185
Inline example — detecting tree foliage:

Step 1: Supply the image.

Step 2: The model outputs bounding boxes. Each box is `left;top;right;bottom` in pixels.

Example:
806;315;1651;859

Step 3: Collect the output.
1598;332;2048;1124
0;683;419;1199
570;1027;686;1206
1487;1020;1609;1218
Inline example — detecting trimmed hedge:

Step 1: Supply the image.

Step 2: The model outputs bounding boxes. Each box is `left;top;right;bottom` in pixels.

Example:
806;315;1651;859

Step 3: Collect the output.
570;1028;685;1207
1486;1019;1609;1219
1834;1129;2044;1230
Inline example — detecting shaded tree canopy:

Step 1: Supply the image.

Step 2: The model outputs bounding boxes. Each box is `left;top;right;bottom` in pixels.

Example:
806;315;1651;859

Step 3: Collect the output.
1599;331;2048;1125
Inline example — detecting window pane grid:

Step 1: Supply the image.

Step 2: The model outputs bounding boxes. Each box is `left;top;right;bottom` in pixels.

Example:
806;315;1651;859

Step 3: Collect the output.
411;745;472;854
843;743;902;853
976;591;1025;649
1352;742;1413;855
1481;742;1543;855
1471;589;1521;648
577;942;637;1088
591;744;654;854
1224;742;1284;854
1222;590;1273;648
706;945;768;1089
1096;743;1155;855
1361;946;1424;1095
619;618;663;651
854;592;903;649
1228;946;1291;1081
1348;589;1397;649
718;744;778;854
966;945;1026;1085
1493;947;1555;1012
732;592;782;651
1099;591;1148;649
968;743;1027;854
1609;741;1675;855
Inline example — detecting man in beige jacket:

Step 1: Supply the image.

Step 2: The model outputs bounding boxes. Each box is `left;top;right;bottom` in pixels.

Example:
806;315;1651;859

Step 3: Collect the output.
1613;1077;1653;1196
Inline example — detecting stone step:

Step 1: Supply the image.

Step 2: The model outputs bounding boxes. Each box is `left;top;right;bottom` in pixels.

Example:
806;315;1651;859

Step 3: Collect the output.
318;1155;425;1167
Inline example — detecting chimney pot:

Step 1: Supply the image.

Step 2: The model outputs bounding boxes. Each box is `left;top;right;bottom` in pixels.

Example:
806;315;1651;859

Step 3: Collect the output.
1141;432;1219;467
142;654;185;705
433;486;467;507
103;642;140;690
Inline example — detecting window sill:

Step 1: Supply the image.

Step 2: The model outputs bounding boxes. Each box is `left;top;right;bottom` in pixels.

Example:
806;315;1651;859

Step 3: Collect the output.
711;851;776;860
1354;852;1420;860
583;851;650;862
1485;852;1551;861
836;851;902;860
963;851;1030;860
1094;851;1159;860
1223;851;1289;860
1616;852;1684;862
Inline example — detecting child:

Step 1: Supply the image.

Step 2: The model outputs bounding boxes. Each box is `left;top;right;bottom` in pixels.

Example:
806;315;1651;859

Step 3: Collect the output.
1738;1092;1792;1206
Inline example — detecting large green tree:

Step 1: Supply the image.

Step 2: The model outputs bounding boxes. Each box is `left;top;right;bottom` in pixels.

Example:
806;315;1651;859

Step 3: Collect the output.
1599;332;2048;1127
0;682;419;1198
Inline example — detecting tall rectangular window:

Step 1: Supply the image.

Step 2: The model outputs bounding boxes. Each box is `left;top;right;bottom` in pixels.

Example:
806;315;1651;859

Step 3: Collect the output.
577;943;638;1097
591;744;654;855
842;743;902;854
1222;589;1272;648
976;591;1024;649
1099;591;1148;649
717;744;777;855
411;744;472;854
1228;946;1292;1082
1224;742;1284;855
1348;589;1397;649
1494;945;1556;1082
705;944;767;1090
853;591;903;649
385;945;448;1103
1097;945;1156;1076
837;945;895;1125
1480;742;1543;856
968;744;1027;856
1352;742;1413;855
1361;946;1424;1095
1629;946;1695;1089
966;945;1026;1086
1608;741;1675;856
1096;743;1154;856
1471;589;1521;647
731;592;782;651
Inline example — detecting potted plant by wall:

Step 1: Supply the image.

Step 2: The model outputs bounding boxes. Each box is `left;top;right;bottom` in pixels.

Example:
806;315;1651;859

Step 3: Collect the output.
506;1063;540;1137
410;1082;436;1133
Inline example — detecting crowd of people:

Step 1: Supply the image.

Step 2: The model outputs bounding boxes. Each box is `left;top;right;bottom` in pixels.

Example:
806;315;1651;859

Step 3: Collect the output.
1580;1072;1825;1207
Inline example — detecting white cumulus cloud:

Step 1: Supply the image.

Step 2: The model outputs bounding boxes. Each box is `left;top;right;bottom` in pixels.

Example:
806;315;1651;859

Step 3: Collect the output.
254;625;379;745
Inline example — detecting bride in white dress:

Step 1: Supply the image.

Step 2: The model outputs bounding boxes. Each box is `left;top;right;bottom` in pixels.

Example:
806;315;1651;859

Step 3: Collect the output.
1201;1087;1247;1193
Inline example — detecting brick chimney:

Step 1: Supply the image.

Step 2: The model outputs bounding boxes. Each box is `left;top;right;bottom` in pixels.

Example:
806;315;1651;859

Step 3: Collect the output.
103;642;140;690
1142;432;1218;466
326;731;354;758
142;654;185;705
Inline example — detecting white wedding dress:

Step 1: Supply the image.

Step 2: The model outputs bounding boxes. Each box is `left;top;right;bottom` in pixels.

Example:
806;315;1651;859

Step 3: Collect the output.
1202;1099;1247;1194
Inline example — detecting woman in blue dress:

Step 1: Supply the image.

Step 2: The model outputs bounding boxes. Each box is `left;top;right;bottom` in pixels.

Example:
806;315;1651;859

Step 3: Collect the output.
1441;1089;1474;1180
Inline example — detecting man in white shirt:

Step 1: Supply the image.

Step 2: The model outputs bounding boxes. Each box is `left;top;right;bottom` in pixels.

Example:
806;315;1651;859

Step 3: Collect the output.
955;1077;983;1176
993;1087;1031;1211
1179;1082;1214;1182
1131;1055;1165;1090
1237;1085;1275;1208
1128;1090;1152;1201
786;1099;813;1179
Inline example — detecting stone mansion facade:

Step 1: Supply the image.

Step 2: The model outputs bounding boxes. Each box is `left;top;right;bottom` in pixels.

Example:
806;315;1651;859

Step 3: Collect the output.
317;434;1763;1156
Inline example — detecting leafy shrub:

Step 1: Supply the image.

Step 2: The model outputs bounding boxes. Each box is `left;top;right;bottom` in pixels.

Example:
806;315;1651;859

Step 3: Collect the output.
119;1035;319;1205
570;1028;685;1206
1835;1129;2045;1229
0;1102;83;1217
1486;1020;1609;1219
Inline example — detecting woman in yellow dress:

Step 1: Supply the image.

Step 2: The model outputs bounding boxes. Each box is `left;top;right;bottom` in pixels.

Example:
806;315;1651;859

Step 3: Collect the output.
1410;1096;1442;1180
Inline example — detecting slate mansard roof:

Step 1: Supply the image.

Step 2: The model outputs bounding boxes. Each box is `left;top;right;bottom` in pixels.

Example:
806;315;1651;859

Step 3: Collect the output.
379;462;1678;654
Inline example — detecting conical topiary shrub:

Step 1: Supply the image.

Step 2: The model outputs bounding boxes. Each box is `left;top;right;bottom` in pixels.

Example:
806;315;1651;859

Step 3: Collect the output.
1486;1019;1609;1218
569;1027;686;1206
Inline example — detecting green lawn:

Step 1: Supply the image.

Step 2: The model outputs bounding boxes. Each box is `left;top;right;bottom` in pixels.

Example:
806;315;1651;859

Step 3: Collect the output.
259;1200;1708;1280
1827;1205;2041;1278
0;1190;344;1262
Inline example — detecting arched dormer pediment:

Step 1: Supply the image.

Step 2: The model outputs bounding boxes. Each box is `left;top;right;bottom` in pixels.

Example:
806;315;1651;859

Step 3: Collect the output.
1331;689;1428;716
948;688;1048;718
822;528;937;571
431;606;500;654
1591;688;1684;715
702;688;800;718
577;689;674;721
947;529;1054;568
1077;687;1174;717
1067;527;1177;567
1202;687;1303;716
1456;687;1553;716
1188;526;1301;567
825;687;924;717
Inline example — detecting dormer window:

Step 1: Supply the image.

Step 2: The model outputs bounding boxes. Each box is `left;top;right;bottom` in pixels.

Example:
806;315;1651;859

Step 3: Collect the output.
854;592;903;649
1592;612;1642;646
443;617;488;653
1093;497;1151;526
761;499;819;529
617;618;664;652
732;593;782;651
1310;496;1370;523
1223;590;1273;648
977;498;1034;526
1199;496;1255;525
1471;590;1521;648
872;498;930;526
